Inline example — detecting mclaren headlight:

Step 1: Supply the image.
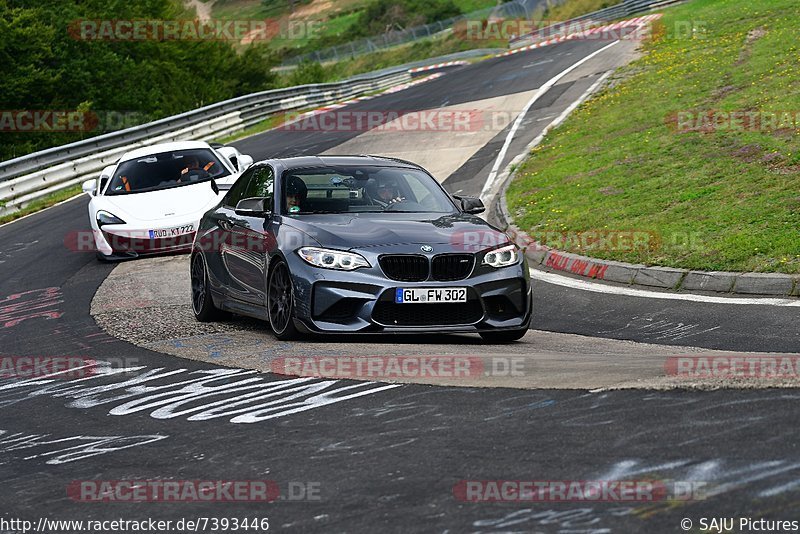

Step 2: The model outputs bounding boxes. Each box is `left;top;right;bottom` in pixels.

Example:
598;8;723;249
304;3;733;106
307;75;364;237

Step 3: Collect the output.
482;244;519;268
96;210;126;227
297;247;370;271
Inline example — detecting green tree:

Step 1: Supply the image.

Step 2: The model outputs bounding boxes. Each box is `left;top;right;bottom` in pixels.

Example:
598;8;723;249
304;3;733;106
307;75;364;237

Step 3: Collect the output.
1;0;279;160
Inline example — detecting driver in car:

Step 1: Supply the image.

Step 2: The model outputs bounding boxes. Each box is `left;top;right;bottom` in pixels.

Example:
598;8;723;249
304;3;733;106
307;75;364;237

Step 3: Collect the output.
369;178;405;207
179;155;215;181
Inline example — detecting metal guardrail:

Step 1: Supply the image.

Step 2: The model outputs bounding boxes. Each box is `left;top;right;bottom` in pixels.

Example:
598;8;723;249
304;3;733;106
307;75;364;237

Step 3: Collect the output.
0;0;686;216
282;0;543;67
0;68;411;215
510;0;683;48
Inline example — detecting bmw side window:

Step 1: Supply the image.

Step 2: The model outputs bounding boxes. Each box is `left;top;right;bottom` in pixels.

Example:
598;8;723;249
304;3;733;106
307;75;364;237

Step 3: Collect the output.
243;166;275;203
223;167;257;208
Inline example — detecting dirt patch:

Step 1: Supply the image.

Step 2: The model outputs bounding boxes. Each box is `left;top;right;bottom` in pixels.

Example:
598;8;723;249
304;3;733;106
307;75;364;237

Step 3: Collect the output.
736;26;767;65
767;165;800;175
772;127;797;139
289;0;334;20
184;0;216;23
598;186;624;196
711;84;738;102
732;143;762;162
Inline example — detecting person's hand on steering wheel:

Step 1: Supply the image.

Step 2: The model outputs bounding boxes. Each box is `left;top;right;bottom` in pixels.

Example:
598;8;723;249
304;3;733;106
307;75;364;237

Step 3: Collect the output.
179;167;211;182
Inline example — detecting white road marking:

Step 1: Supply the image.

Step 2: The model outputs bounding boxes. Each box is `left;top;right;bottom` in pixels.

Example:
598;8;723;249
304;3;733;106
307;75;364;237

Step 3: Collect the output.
531;268;800;307
480;40;620;199
524;70;613;154
479;69;613;206
0;193;84;230
523;59;555;69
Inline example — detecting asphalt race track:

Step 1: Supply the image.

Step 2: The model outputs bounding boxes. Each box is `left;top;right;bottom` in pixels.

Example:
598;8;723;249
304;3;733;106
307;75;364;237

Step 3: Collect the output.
1;36;799;533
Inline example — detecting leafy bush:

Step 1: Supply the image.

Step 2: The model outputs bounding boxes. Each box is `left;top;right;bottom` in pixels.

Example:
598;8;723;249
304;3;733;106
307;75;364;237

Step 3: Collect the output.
286;60;329;86
1;0;279;160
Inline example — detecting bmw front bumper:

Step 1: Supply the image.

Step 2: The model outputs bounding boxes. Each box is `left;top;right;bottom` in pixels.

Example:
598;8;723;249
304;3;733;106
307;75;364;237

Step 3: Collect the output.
284;248;532;334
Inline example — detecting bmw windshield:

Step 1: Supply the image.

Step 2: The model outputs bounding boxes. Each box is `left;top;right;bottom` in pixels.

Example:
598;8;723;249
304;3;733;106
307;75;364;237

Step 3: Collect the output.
281;165;459;215
106;149;231;195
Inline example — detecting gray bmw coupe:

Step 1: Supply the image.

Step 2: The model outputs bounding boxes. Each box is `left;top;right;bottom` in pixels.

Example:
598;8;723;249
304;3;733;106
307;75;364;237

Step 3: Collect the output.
190;155;531;342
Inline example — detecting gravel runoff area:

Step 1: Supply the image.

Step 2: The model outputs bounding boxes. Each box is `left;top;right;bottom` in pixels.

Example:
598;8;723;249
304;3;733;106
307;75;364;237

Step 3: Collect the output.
90;256;800;390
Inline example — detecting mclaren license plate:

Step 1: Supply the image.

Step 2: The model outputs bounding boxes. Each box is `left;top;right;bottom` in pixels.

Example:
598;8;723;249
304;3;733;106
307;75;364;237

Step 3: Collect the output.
149;224;194;239
395;287;467;304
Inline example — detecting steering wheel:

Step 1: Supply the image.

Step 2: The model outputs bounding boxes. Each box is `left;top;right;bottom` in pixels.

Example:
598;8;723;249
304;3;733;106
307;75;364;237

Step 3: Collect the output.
181;168;212;182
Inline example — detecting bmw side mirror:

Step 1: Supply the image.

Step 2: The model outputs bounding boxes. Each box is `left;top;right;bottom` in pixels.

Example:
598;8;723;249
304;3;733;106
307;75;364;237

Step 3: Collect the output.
458;196;485;215
235;197;271;217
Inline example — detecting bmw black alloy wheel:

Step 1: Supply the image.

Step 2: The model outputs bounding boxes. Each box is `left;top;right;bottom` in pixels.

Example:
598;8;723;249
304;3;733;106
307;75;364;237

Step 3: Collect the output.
191;253;206;315
267;261;299;340
191;253;229;322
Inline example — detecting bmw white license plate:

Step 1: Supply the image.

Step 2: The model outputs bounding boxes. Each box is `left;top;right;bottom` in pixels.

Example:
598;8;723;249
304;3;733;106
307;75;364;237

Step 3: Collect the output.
395;287;467;304
149;224;194;239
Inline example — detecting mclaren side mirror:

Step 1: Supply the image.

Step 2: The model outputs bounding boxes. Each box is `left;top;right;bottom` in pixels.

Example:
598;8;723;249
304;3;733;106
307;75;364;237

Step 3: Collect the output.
238;154;254;171
82;179;96;196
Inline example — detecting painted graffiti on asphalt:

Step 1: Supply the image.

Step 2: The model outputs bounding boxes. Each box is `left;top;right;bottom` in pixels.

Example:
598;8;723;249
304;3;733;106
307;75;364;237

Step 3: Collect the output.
0;429;167;465
0;360;401;423
0;287;64;328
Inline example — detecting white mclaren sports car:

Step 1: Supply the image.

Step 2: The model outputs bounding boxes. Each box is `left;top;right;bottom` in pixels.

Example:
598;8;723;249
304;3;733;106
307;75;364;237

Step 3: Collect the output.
82;140;253;261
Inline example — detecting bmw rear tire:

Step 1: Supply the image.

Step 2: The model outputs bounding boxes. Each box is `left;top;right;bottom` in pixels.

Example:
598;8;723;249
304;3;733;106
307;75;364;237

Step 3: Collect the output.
191;253;230;322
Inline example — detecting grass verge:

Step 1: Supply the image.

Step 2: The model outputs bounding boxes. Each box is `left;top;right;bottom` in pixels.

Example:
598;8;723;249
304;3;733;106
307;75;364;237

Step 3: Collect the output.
0;185;83;226
311;32;505;81
507;0;800;274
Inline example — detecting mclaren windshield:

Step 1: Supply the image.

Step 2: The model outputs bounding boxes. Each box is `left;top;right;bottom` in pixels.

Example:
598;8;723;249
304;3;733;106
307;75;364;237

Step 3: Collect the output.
281;165;458;215
106;149;231;195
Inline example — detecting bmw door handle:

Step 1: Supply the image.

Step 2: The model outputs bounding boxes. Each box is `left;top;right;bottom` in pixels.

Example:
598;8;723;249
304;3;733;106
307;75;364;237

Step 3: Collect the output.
213;217;231;231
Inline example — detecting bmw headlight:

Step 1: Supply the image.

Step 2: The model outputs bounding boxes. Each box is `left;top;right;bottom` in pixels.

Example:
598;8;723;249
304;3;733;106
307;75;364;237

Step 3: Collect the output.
482;244;519;268
297;247;370;271
96;210;126;227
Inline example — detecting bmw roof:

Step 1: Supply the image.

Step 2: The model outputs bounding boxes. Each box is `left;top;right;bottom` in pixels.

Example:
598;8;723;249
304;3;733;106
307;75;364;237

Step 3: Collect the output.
256;155;425;171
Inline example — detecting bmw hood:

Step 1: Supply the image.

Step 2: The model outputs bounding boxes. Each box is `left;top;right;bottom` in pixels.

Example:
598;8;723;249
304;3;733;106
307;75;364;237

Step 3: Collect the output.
99;182;221;222
281;213;509;251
